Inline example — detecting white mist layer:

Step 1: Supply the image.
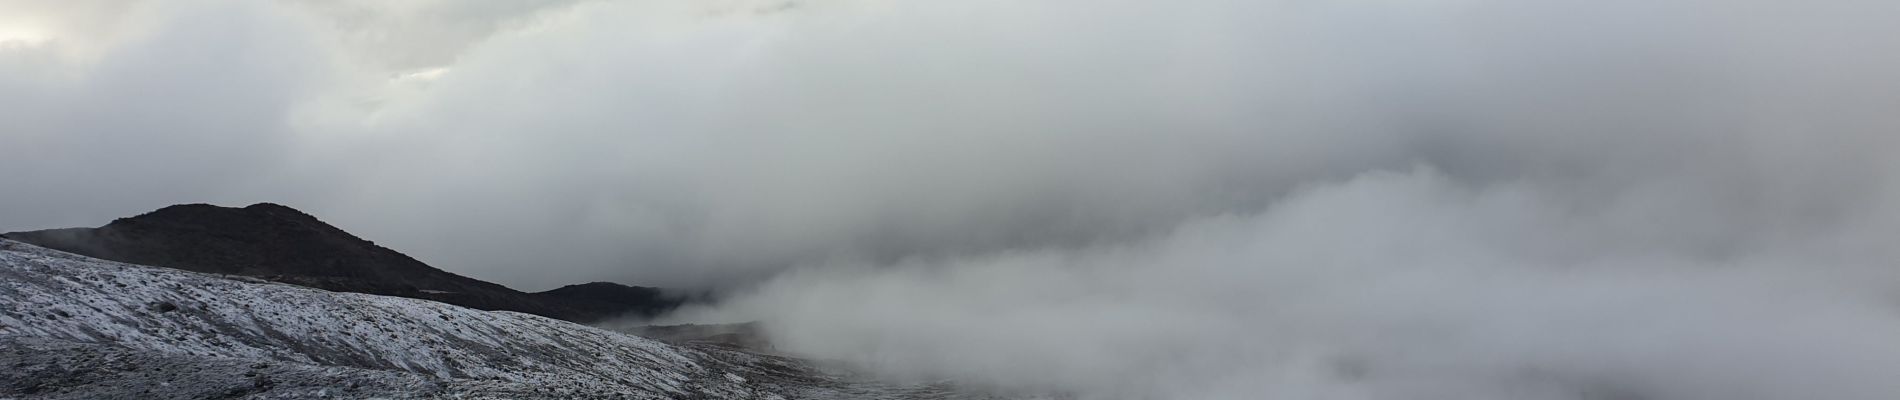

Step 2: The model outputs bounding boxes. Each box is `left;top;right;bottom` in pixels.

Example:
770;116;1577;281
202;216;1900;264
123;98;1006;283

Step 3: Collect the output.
644;1;1900;398
688;167;1900;399
7;0;1900;290
8;0;1900;397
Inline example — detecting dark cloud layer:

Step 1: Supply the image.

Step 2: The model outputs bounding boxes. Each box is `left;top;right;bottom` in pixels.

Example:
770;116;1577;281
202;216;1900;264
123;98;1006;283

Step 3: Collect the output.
6;1;1900;398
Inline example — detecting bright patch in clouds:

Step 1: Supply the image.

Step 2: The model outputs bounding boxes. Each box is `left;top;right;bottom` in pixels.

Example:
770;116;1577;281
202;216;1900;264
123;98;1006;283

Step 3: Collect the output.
0;25;50;46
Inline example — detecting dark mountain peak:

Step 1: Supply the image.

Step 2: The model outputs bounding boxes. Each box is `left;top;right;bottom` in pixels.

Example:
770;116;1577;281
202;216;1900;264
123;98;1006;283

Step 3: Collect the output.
565;281;632;289
130;202;295;220
114;202;336;235
533;281;678;322
154;202;219;211
243;202;298;211
127;202;311;219
243;202;321;219
113;203;215;222
4;203;686;323
541;281;663;296
14;203;441;281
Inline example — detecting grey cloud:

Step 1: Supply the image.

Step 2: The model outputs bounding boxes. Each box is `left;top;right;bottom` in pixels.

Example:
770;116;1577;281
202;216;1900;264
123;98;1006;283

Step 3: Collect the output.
0;1;320;228
5;0;1900;397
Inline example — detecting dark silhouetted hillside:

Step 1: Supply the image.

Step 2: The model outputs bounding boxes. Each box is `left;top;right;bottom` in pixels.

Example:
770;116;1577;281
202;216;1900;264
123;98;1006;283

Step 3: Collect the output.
2;203;680;323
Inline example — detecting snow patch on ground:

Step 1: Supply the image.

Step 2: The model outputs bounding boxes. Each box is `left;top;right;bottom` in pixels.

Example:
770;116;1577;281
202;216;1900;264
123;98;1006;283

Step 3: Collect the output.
0;239;1023;399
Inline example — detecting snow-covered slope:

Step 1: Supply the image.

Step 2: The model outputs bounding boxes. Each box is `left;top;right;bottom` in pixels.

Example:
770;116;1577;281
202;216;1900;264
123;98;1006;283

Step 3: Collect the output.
0;239;1006;399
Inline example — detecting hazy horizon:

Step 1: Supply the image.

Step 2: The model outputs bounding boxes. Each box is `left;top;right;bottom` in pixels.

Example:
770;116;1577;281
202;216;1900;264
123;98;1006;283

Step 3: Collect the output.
7;1;1900;398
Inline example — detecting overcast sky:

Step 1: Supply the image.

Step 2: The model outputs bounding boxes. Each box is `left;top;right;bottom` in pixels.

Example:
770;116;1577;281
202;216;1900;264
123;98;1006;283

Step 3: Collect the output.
1;0;1407;290
6;1;1900;398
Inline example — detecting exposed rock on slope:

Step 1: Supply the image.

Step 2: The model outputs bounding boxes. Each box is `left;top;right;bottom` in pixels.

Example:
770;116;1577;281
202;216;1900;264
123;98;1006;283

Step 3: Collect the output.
2;203;678;323
0;239;1009;399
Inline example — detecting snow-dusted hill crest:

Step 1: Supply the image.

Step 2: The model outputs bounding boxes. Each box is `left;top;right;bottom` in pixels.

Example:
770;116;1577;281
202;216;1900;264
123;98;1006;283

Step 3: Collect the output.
0;239;1006;399
2;202;683;323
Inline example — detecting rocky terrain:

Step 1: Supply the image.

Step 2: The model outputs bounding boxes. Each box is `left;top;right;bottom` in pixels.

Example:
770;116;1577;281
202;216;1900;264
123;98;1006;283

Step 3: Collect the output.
2;203;680;323
0;239;1018;399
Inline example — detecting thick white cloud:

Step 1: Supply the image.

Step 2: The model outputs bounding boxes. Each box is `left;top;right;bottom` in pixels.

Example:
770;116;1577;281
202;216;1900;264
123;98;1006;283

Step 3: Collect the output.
5;0;1900;397
0;1;322;224
687;167;1900;399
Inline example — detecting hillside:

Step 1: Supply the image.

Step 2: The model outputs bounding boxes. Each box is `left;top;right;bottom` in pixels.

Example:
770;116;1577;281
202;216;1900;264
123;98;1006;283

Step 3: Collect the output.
534;281;682;323
2;203;677;323
0;239;1009;399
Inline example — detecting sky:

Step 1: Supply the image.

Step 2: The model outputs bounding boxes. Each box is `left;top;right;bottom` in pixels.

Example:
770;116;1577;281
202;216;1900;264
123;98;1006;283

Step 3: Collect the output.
6;0;1900;398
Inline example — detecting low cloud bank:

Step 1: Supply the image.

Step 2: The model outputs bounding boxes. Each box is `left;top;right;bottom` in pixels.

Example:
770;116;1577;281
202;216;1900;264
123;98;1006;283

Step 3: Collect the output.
662;0;1900;398
685;165;1900;399
6;1;1900;397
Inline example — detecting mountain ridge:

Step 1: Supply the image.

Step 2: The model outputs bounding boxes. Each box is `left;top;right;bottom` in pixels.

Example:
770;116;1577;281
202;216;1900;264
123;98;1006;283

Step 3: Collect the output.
0;238;999;399
2;203;679;323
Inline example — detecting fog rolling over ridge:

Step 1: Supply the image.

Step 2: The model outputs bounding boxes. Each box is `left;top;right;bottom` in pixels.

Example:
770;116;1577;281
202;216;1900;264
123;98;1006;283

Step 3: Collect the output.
6;0;1900;399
